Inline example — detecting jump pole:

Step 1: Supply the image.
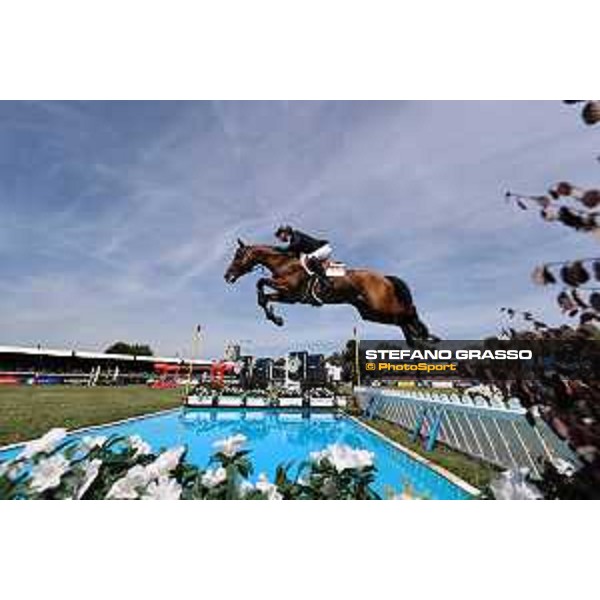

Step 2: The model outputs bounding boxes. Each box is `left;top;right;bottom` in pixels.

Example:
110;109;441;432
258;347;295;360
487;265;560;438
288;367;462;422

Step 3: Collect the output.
186;324;202;396
353;326;361;387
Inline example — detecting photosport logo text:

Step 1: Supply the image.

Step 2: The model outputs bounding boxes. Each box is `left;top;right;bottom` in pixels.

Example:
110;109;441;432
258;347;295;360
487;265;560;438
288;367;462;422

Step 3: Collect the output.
365;360;459;374
357;340;599;381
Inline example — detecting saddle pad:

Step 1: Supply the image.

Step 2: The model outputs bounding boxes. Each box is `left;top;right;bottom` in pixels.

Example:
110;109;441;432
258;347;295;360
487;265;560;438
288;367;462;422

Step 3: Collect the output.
326;263;346;277
300;255;346;277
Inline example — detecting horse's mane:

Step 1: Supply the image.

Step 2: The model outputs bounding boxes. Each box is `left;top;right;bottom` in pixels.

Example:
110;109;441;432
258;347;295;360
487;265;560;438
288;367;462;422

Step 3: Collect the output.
252;244;292;257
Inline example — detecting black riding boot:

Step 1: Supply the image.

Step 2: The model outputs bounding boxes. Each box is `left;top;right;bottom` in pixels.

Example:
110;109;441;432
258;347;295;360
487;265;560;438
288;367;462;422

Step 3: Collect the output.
310;259;332;296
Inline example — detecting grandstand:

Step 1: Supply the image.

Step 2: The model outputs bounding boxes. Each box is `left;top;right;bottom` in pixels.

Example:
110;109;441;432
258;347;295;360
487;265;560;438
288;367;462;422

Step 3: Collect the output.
0;342;341;389
0;345;212;386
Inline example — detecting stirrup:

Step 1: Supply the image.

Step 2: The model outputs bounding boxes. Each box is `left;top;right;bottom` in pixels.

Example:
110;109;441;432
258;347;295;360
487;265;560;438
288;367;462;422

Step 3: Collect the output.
313;278;332;305
306;276;324;306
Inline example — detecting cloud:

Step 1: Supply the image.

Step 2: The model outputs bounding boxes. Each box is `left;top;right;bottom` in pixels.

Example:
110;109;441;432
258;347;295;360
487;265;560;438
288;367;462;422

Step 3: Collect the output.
0;101;597;357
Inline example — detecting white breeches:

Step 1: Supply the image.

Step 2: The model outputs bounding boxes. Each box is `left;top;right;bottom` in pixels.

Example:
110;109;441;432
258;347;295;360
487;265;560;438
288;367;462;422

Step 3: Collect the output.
307;243;332;261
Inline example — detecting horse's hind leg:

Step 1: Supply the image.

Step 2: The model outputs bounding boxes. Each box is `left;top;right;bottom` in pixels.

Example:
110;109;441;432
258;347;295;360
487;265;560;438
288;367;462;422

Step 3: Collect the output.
401;314;440;346
354;301;415;345
399;321;418;347
353;300;434;347
408;311;441;343
356;304;417;347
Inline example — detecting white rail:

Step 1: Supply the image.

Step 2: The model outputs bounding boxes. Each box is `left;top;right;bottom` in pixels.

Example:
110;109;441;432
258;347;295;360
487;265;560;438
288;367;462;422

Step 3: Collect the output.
354;386;579;475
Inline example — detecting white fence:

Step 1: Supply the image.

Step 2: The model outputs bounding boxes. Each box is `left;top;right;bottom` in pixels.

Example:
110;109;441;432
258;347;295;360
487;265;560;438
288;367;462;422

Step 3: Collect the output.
354;386;579;477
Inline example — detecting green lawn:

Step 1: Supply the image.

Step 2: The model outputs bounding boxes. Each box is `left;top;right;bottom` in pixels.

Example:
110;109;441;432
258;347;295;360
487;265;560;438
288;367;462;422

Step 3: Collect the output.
357;416;499;490
0;385;182;447
1;385;499;492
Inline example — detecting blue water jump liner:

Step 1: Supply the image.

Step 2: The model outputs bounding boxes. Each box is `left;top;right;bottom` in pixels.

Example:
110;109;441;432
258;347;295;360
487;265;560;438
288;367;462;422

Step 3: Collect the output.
1;405;478;497
347;414;480;497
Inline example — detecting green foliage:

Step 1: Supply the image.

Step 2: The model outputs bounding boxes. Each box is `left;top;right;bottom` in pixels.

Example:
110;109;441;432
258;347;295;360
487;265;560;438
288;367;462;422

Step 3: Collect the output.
500;106;600;498
0;430;384;501
105;342;154;356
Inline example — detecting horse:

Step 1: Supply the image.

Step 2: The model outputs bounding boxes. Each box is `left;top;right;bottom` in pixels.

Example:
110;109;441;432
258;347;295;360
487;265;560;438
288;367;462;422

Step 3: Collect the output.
224;239;438;347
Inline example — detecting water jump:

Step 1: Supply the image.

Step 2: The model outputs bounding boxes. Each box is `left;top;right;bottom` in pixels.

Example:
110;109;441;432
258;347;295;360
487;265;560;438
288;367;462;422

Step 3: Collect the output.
224;225;438;347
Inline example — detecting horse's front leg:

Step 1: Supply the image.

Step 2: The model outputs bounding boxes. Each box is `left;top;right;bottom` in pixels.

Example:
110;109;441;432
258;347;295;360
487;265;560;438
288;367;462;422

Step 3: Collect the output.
256;278;285;326
263;292;285;327
256;277;271;307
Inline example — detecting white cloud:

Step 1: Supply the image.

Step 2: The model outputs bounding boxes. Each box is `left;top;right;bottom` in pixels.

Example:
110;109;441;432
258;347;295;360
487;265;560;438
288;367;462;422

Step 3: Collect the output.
1;101;598;357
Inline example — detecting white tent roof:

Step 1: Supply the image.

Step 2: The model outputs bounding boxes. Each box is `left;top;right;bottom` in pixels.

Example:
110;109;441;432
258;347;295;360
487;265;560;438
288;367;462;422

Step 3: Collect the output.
0;345;212;365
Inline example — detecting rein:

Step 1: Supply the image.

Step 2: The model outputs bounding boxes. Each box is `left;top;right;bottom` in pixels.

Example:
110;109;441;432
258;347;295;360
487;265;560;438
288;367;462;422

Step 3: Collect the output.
247;246;293;277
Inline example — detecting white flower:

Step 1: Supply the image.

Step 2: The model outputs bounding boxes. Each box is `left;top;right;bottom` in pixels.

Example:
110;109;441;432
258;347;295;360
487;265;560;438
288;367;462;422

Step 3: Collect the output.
0;460;21;480
239;480;255;497
201;467;227;488
30;454;70;493
128;435;151;457
490;469;543;500
75;459;102;499
106;465;150;500
81;436;107;451
255;473;283;500
212;434;247;457
267;488;283;501
106;446;184;499
146;447;185;479
310;444;374;472
19;428;67;460
142;476;182;500
255;472;272;493
552;458;576;477
310;450;325;462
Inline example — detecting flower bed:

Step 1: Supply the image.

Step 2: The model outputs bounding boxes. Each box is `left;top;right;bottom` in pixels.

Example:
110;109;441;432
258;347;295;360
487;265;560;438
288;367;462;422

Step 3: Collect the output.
0;428;390;500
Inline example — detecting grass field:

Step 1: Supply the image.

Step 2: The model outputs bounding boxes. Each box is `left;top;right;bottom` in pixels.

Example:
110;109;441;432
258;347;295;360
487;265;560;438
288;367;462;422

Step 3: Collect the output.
0;385;182;447
1;385;498;492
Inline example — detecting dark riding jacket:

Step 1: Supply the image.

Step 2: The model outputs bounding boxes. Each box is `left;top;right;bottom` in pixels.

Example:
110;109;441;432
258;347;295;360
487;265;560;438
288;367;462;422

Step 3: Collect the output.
279;229;328;256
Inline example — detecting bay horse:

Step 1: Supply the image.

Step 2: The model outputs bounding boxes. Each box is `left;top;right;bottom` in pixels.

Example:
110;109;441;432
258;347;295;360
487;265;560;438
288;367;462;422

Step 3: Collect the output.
224;239;438;347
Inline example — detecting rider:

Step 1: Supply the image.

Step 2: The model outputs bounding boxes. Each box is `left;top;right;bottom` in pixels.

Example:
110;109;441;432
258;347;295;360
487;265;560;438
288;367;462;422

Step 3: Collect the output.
275;225;333;293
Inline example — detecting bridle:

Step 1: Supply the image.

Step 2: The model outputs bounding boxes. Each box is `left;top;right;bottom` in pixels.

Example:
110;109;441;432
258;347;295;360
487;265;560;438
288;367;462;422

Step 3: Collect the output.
229;244;290;281
234;247;266;278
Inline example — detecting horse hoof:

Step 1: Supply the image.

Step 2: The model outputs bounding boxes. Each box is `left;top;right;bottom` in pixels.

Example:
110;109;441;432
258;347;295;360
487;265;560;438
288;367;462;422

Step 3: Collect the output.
273;317;284;327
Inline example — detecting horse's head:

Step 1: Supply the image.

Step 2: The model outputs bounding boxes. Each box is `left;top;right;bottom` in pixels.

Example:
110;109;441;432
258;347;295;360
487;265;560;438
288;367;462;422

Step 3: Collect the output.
224;239;256;284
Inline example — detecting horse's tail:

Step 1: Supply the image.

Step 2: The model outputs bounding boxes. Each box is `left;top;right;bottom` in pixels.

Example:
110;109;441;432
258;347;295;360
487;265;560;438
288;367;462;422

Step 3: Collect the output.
385;275;413;308
386;275;439;344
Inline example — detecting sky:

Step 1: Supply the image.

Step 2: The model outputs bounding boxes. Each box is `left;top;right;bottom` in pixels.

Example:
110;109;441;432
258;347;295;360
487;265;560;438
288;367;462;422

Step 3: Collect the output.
1;101;599;359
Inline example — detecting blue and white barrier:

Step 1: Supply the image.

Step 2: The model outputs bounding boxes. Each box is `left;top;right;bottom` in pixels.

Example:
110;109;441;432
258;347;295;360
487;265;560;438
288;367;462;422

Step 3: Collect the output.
354;386;579;477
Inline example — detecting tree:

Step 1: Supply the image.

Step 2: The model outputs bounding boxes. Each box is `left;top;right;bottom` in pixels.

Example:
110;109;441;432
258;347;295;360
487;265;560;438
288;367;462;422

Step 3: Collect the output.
334;339;357;383
105;342;154;357
495;103;600;498
326;351;344;366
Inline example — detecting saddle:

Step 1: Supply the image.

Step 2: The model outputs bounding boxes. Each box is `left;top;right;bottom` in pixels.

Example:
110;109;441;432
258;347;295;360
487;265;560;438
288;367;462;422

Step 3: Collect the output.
299;255;347;277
